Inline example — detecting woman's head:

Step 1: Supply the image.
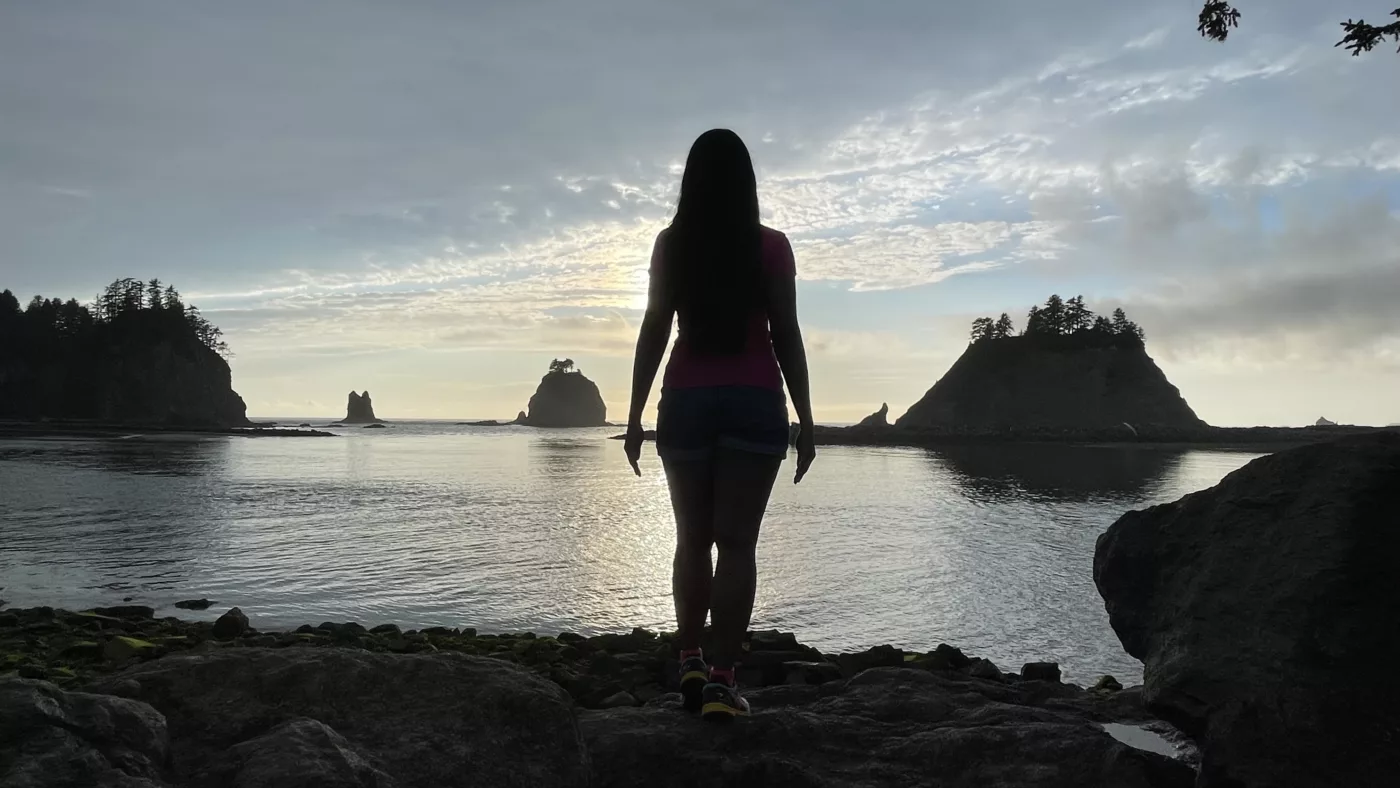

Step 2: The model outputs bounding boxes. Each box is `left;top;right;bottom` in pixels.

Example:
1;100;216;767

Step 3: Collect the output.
675;129;759;226
666;129;763;355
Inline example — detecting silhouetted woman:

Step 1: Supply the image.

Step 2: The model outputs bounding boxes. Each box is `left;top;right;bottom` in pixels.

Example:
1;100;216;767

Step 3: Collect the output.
625;129;816;722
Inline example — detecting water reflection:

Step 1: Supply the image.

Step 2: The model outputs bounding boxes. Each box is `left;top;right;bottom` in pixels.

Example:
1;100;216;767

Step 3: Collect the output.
931;444;1183;504
0;435;231;478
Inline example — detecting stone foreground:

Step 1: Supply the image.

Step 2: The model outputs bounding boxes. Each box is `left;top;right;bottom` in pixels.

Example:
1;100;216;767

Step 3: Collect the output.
2;645;1193;788
0;606;1194;787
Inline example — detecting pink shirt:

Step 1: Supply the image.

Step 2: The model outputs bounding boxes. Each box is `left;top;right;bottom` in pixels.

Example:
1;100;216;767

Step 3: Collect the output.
651;225;795;391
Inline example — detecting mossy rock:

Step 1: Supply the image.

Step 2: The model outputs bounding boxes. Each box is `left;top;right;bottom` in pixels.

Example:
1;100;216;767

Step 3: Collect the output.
103;636;158;663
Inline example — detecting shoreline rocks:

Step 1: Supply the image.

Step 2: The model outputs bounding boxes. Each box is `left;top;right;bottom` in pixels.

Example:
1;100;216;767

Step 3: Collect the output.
1095;433;1400;787
1;608;1194;787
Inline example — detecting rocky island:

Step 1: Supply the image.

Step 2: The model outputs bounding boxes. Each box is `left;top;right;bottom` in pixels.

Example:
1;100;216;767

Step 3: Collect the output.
0;280;248;428
516;359;608;428
334;391;384;425
3;434;1395;785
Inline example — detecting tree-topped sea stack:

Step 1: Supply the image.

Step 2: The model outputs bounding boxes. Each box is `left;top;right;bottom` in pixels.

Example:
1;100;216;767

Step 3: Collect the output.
517;359;607;428
898;295;1204;433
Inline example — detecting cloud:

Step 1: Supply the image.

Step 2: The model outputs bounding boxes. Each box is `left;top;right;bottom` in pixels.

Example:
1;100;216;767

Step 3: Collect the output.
2;0;1397;422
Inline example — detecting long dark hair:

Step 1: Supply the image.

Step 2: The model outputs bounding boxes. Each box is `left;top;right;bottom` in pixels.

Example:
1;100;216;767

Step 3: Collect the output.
665;129;762;356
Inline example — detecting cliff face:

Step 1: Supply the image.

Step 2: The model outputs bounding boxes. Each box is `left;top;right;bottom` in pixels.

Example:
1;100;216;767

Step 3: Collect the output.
521;370;607;428
0;333;247;427
338;391;382;424
94;338;248;426
897;335;1204;431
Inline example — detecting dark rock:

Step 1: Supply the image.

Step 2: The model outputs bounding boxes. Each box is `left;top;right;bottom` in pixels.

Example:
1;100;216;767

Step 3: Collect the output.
362;423;386;429
1094;433;1400;788
597;691;638;709
294;624;314;634
336;391;383;425
421;626;455;636
969;657;1003;681
517;363;607;428
582;667;1193;788
203;718;391;788
91;605;156;620
557;632;585;644
369;623;401;636
748;629;800;651
933;642;972;669
513;410;528;425
175;598;214;611
212;607;249;640
856;402;890;427
0;677;170;787
89;648;589;787
897;333;1205;431
1093;675;1124;693
0;612;19;628
835;644;905;678
1021;662;1062;683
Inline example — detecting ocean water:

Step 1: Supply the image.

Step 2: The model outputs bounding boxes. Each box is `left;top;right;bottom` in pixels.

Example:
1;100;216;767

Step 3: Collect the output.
0;422;1260;683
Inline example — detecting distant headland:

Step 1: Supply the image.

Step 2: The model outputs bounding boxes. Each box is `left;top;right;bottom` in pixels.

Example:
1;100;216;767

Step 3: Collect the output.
1;279;248;429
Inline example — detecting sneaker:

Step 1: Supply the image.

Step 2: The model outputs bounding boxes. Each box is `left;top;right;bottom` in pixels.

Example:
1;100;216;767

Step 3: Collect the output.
679;653;709;712
700;679;750;723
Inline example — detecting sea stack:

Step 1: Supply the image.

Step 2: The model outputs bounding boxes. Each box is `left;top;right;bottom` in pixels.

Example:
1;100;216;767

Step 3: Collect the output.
857;403;890;428
517;359;607;428
337;391;383;424
897;333;1204;432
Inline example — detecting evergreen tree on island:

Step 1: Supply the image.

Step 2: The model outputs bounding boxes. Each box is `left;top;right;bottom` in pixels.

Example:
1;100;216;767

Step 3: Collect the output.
970;295;1143;346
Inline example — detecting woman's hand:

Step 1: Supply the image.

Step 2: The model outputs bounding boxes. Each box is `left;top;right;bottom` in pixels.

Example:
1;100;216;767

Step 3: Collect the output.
624;422;646;476
794;424;816;484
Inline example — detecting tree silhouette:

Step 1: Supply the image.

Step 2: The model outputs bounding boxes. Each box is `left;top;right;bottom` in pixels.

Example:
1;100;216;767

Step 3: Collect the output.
1198;2;1399;56
549;358;576;374
993;313;1015;339
970;317;994;343
1045;294;1069;335
1065;295;1094;334
0;289;18;318
1092;315;1115;335
146;279;164;310
1026;305;1046;336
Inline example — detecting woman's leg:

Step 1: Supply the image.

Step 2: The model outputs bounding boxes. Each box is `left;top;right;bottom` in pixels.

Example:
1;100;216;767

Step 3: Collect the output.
708;447;782;670
662;458;715;652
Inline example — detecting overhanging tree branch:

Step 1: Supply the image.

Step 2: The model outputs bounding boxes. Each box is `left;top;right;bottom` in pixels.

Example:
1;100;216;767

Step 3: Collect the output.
1198;2;1400;55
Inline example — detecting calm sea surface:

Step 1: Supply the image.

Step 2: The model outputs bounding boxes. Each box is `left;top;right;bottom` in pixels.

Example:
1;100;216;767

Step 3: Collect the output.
0;422;1260;682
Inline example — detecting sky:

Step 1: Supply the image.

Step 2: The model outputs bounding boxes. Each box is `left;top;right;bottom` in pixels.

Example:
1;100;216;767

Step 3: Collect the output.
2;1;1397;426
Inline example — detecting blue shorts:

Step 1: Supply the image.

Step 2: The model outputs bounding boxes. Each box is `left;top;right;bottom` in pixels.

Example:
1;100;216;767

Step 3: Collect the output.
656;386;790;462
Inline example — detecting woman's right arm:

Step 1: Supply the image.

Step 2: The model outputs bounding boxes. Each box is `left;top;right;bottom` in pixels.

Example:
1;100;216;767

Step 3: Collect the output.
767;235;816;481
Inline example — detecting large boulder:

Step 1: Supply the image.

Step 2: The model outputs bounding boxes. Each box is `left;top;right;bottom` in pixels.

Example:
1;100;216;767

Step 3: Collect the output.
0;677;170;787
88;648;589;787
519;365;606;428
1094;433;1400;787
897;334;1204;431
583;668;1193;787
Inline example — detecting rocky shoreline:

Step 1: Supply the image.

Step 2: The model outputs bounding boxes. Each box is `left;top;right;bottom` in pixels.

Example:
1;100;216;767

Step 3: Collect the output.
0;605;1130;713
1;605;1197;787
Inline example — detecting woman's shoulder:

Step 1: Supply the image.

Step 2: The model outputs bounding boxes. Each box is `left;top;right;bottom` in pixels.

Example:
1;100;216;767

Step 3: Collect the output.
759;225;795;274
